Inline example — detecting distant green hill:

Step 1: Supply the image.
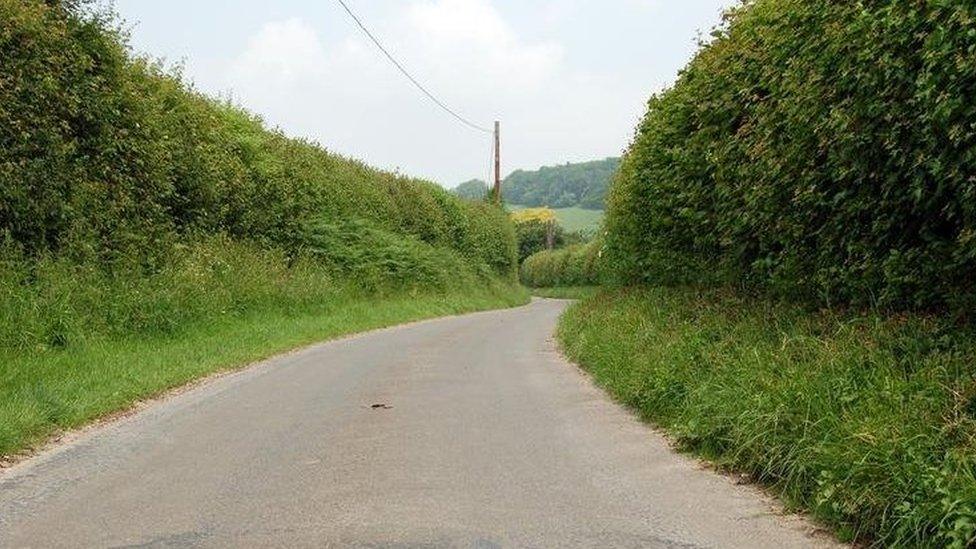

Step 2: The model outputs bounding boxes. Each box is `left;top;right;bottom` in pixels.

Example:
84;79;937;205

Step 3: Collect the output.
452;157;620;210
505;158;619;210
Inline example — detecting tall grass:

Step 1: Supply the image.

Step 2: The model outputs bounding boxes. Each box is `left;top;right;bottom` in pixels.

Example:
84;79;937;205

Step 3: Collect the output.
0;229;502;354
529;287;599;300
559;288;976;547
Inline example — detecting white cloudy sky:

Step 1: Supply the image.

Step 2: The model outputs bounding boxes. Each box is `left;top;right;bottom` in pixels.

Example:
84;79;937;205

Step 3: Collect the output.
112;0;736;187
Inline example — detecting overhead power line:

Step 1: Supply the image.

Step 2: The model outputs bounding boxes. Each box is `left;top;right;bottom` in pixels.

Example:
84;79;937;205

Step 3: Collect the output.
334;0;491;134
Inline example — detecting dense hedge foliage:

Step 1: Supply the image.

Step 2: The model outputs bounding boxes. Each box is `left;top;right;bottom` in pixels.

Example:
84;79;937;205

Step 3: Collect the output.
0;0;518;353
520;241;602;288
606;0;976;312
0;0;516;275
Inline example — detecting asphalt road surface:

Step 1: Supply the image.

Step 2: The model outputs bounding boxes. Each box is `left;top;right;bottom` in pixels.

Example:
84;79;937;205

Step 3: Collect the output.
0;299;837;548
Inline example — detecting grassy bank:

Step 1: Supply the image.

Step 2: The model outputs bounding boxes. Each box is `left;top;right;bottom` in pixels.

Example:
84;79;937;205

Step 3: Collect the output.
1;283;527;458
559;288;976;547
530;287;599;300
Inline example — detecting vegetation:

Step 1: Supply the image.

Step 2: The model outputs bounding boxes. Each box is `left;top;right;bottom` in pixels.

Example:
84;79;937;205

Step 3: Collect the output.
510;205;604;236
605;0;976;313
560;288;976;547
510;208;565;263
504;158;619;210
530;286;599;300
453;179;490;201
520;241;602;289
0;1;515;283
510;208;559;226
0;0;524;457
557;0;976;546
454;158;619;211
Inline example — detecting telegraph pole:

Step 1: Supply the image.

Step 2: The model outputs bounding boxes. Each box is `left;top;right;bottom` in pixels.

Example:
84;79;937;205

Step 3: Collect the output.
493;121;501;204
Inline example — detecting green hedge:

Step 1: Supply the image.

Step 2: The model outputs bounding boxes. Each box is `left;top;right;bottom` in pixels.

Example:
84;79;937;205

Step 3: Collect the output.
605;0;976;312
0;0;516;278
520;241;602;288
0;0;518;353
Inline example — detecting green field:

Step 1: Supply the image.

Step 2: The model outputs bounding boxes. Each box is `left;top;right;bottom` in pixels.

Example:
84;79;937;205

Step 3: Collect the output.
508;204;604;234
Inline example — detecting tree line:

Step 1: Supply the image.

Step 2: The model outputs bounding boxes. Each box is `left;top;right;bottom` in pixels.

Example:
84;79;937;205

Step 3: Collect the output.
454;157;620;210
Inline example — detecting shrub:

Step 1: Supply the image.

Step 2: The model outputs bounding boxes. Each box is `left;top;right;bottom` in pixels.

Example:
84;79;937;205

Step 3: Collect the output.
605;0;976;313
520;241;602;288
511;208;565;263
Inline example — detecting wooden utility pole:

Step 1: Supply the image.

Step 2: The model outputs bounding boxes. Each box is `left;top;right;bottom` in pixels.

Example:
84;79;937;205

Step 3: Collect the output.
493;121;501;204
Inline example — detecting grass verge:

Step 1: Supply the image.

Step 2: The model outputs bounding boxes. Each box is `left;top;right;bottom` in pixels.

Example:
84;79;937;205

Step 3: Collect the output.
531;286;600;300
0;285;528;460
558;287;976;547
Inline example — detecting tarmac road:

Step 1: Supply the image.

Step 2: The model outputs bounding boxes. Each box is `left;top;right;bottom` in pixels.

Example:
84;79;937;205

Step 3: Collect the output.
0;299;837;548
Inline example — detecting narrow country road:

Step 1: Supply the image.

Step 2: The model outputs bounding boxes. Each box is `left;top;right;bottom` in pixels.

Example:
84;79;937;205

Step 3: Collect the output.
0;299;835;548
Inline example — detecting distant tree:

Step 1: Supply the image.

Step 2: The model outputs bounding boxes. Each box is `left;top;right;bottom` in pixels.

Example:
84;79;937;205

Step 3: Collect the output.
452;179;490;201
510;208;565;263
500;158;620;210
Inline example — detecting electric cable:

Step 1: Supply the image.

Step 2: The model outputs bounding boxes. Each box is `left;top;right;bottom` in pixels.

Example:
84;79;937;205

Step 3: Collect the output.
334;0;492;134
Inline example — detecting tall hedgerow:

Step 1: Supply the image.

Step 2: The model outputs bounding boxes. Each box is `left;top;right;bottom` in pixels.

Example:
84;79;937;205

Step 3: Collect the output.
606;0;976;312
0;0;519;353
0;0;516;279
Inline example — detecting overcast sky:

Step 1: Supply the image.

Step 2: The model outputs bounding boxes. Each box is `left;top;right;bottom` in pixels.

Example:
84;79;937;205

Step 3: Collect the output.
112;0;736;187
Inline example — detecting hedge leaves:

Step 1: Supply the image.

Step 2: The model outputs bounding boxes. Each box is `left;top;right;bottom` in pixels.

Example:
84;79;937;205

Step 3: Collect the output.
606;0;976;313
